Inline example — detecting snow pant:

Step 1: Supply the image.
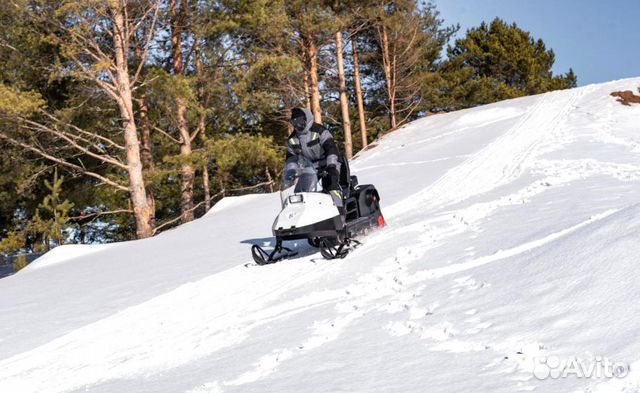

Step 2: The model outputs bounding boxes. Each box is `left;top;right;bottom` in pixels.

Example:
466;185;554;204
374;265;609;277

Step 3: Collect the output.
321;166;344;212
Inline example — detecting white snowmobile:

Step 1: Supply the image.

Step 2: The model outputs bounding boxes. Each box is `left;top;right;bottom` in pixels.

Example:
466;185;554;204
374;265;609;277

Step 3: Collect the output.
251;158;384;265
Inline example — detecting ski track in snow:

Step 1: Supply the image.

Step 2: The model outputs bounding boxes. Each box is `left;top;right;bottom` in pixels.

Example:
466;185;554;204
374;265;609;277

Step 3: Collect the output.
3;79;640;393
191;208;618;392
385;86;592;217
407;209;618;281
354;155;469;172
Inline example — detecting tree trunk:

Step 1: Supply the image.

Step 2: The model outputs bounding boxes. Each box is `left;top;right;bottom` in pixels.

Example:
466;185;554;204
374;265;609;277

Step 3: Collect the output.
219;178;226;198
194;36;211;213
135;35;156;225
284;100;294;136
265;165;274;193
112;2;154;238
300;44;312;111
380;24;397;129
171;0;195;223
391;34;398;129
335;31;352;159
176;100;195;222
202;164;211;211
305;35;322;123
197;107;211;212
303;68;312;111
138;95;156;221
351;35;367;149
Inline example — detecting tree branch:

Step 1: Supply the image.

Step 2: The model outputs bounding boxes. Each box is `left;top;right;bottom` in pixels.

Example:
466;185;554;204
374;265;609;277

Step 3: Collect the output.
20;117;128;170
68;209;133;221
131;0;162;87
0;131;128;192
43;112;125;151
68;55;121;101
152;125;182;144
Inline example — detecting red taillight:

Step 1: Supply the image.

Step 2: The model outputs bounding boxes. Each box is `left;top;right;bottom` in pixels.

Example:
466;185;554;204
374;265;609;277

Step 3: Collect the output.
377;215;385;228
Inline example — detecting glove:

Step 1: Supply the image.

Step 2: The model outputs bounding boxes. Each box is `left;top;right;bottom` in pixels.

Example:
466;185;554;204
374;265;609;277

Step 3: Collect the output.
283;169;297;187
326;166;340;190
326;166;339;178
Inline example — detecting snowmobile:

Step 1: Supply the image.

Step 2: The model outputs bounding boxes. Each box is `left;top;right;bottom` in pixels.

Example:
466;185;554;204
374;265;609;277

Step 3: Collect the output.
251;157;384;265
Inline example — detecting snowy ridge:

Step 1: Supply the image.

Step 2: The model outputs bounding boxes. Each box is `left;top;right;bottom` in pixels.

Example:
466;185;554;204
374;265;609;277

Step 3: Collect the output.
1;78;640;393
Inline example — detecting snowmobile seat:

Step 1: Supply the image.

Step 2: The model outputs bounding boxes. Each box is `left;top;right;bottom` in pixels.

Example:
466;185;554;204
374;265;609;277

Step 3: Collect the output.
339;156;353;197
339;157;362;222
350;175;358;188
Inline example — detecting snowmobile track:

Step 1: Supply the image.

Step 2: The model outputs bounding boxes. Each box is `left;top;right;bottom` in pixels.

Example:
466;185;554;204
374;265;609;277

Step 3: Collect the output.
387;88;589;218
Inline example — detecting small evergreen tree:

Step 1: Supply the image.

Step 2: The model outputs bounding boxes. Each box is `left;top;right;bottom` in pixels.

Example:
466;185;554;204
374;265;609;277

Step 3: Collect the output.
33;169;74;250
13;254;28;273
203;134;284;192
0;231;26;256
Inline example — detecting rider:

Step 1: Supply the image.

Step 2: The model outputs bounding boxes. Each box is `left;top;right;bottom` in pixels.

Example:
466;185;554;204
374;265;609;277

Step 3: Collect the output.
284;107;345;216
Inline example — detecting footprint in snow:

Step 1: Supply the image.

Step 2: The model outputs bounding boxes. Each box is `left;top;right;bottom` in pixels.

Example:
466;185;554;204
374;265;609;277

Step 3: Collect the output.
464;321;493;335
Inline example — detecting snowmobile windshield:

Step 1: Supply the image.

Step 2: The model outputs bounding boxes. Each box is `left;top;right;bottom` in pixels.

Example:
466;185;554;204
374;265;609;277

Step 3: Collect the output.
282;156;317;190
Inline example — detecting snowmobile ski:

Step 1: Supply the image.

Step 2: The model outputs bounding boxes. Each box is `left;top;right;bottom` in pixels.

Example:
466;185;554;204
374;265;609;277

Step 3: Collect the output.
319;237;362;260
251;241;297;265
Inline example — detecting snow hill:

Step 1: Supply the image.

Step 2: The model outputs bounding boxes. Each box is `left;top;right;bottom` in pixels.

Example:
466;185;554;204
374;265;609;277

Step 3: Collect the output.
2;78;640;393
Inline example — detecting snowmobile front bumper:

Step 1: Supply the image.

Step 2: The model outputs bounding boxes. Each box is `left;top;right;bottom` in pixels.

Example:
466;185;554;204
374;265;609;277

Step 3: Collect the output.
273;215;345;241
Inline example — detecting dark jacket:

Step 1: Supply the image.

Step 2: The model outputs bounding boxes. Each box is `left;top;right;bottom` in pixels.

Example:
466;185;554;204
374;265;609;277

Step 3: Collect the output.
285;108;340;172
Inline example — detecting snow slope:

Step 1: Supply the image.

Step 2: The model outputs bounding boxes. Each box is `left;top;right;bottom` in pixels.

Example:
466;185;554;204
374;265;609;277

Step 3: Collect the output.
1;78;640;393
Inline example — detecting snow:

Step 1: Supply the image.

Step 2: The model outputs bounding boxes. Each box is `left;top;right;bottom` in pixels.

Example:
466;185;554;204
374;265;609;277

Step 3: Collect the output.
23;244;114;271
2;78;640;393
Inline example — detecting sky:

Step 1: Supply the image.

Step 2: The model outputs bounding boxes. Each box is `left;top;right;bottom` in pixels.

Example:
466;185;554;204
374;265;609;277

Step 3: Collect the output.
435;0;640;86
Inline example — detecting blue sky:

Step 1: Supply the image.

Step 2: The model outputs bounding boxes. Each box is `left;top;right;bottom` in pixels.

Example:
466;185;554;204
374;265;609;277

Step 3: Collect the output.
435;0;640;86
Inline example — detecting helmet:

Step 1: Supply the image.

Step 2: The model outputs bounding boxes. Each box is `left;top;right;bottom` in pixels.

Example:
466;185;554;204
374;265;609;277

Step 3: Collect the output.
291;107;312;133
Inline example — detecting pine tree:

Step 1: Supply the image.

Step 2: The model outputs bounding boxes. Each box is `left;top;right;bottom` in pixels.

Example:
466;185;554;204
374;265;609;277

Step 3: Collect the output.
0;231;26;257
35;169;74;249
364;1;456;128
0;0;159;239
13;254;28;273
441;18;578;109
